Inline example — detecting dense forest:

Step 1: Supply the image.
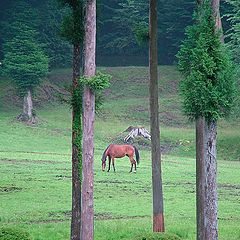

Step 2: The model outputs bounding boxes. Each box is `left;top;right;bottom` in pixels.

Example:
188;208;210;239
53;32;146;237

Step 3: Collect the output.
0;1;240;240
0;0;238;67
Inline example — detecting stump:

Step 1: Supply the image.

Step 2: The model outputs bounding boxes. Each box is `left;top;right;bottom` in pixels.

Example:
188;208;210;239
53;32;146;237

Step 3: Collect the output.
124;126;151;142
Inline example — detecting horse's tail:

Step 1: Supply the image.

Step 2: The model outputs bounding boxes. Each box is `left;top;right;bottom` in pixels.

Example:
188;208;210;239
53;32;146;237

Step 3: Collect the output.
133;146;140;165
101;144;110;162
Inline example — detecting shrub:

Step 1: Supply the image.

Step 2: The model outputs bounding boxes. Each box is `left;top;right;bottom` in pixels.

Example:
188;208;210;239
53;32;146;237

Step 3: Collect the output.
134;232;182;240
0;227;32;240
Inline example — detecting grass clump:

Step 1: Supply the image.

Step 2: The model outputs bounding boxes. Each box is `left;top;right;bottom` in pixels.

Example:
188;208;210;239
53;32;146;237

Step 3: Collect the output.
0;227;32;240
135;232;181;240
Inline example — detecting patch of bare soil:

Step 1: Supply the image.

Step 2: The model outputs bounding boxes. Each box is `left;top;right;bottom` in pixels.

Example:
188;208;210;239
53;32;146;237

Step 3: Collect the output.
28;211;149;224
55;174;71;180
0;150;70;156
218;183;240;198
2;83;69;108
218;216;240;221
96;180;134;184
0;186;23;193
34;83;69;107
159;111;187;127
0;158;64;165
95;213;149;221
29;219;67;224
218;183;240;190
165;181;195;187
133;105;148;113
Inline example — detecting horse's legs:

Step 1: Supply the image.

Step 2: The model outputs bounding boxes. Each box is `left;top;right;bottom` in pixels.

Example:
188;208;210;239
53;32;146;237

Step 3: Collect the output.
129;163;133;173
129;156;135;173
107;156;111;172
112;158;116;172
129;156;136;173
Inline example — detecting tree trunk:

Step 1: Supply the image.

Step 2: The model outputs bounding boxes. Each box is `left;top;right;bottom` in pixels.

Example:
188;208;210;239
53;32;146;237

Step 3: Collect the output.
23;90;33;118
18;89;37;124
211;0;222;30
71;44;82;240
196;118;218;240
204;121;218;240
196;1;221;239
149;0;165;232
81;0;96;239
196;117;206;240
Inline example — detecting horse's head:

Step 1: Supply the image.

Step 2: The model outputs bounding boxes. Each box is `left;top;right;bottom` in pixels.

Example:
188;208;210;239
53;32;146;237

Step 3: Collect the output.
102;160;106;171
102;145;110;171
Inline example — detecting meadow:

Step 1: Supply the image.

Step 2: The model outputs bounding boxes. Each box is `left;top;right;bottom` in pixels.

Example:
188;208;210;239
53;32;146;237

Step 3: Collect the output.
0;66;239;240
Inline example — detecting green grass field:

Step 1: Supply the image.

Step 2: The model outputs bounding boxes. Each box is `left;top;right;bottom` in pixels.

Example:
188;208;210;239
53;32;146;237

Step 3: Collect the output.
0;66;240;240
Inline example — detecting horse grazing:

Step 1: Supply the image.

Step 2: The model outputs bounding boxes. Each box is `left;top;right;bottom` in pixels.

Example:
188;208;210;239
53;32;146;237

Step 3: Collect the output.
101;144;140;173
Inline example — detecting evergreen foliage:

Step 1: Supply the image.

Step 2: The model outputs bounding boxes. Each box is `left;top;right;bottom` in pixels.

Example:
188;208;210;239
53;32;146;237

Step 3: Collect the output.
224;0;240;64
0;0;234;66
97;0;195;63
2;2;48;96
177;1;236;122
58;0;84;45
97;0;149;58
38;0;73;68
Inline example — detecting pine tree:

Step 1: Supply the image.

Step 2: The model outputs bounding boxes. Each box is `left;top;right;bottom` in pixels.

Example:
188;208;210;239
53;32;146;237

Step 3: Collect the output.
3;2;48;123
177;1;236;239
38;0;73;68
225;0;240;64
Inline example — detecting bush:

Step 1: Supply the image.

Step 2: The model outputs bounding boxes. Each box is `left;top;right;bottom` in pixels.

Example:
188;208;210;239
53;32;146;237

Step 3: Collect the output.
134;232;182;240
0;227;32;240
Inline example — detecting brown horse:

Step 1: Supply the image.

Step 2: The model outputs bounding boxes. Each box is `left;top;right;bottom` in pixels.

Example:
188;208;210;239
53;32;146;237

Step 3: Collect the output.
101;144;140;173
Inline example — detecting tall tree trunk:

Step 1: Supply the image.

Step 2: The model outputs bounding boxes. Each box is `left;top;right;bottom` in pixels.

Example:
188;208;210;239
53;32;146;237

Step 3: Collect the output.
211;0;222;31
81;0;96;239
196;117;206;240
204;121;218;240
71;44;82;240
149;0;165;232
196;1;222;239
196;118;218;240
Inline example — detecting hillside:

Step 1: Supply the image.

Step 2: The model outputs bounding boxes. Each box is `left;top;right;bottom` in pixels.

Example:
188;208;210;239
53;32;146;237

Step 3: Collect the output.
0;66;239;161
0;66;240;240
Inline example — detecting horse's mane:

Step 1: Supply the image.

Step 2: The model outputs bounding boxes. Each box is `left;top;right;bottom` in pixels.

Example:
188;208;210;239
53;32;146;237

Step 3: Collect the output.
101;144;111;161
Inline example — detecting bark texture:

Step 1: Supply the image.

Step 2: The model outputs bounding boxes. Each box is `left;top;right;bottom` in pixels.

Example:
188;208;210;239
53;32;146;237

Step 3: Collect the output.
81;0;96;239
18;89;37;124
196;118;218;240
211;0;222;31
196;117;206;240
71;44;81;240
149;0;165;233
23;90;33;118
204;121;218;240
195;1;221;239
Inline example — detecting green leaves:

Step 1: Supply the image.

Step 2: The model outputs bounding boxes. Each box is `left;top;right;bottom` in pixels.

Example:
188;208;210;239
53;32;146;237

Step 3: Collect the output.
79;72;111;92
58;0;84;45
177;1;236;122
2;2;48;96
225;0;240;64
71;72;111;115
